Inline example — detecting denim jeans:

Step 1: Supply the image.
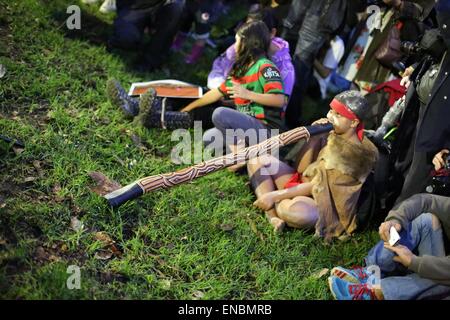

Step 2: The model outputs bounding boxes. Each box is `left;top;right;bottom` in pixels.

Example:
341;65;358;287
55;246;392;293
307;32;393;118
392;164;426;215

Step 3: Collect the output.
365;213;450;300
202;107;278;154
111;0;185;67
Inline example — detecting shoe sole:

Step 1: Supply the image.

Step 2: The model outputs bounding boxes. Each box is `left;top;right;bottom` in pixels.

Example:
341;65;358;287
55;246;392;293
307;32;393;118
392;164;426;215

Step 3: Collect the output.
330;267;360;284
328;277;338;300
106;79;134;119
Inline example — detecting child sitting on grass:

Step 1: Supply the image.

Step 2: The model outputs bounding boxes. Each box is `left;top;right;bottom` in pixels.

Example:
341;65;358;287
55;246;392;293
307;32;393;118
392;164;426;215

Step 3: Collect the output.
180;20;288;157
250;91;378;238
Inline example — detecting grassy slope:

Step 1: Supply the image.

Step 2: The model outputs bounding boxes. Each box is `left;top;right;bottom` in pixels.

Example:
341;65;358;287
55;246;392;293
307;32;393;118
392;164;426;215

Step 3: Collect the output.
0;0;379;299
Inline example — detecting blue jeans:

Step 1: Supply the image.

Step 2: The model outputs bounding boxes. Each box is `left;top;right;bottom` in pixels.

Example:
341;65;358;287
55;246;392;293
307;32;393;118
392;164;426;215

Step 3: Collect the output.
203;107;278;154
365;213;450;300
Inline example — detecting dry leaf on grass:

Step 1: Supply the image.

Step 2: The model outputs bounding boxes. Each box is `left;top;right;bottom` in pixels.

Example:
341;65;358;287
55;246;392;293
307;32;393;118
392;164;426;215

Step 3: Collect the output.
12;146;24;155
24;176;36;183
70;216;84;232
32;160;44;177
192;290;205;300
94;250;113;260
94;231;115;245
88;171;122;196
94;232;122;257
311;268;329;279
219;223;235;232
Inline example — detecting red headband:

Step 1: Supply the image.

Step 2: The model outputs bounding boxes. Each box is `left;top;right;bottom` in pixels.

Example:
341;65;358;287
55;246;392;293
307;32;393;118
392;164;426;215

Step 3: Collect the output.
330;98;364;141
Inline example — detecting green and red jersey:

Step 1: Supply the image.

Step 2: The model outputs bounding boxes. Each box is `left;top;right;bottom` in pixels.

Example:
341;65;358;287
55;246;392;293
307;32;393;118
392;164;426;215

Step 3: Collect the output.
218;57;287;129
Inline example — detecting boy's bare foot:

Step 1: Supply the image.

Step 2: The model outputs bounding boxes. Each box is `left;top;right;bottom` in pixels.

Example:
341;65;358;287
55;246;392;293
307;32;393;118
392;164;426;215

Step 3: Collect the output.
270;217;286;233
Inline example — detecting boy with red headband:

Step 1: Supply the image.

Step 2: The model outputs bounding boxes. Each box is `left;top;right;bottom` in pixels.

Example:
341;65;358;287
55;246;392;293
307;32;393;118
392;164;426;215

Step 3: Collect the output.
251;90;378;240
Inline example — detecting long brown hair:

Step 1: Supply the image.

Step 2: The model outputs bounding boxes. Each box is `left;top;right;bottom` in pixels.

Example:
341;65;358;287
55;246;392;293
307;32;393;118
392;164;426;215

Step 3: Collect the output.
230;21;271;78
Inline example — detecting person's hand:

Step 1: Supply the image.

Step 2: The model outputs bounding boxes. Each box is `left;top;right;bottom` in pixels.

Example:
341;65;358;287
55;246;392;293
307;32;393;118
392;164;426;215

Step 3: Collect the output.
384;244;415;267
400;66;414;89
227;82;252;100
312;118;330;126
253;191;279;211
379;219;402;242
432;149;450;171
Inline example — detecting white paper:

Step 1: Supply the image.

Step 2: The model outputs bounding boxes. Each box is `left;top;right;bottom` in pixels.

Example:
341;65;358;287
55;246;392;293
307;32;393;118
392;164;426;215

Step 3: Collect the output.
389;226;401;246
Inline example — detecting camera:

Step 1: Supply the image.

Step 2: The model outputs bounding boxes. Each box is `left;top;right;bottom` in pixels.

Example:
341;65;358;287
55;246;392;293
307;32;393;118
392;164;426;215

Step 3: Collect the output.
401;41;422;56
401;28;447;60
426;155;450;197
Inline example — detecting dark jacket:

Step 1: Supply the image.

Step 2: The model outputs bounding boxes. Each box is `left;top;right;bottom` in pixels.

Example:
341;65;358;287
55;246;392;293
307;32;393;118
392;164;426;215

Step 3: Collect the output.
385;193;450;286
415;52;450;153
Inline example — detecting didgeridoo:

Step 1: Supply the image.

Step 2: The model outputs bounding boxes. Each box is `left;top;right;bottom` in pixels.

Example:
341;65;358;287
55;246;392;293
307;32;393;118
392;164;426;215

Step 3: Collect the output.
105;123;333;207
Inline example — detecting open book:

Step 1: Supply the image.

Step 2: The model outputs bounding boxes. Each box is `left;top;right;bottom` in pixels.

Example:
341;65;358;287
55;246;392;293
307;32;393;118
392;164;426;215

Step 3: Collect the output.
128;79;203;98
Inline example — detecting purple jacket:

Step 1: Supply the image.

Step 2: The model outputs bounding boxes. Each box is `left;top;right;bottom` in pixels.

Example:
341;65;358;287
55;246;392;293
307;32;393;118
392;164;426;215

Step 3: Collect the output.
207;37;295;97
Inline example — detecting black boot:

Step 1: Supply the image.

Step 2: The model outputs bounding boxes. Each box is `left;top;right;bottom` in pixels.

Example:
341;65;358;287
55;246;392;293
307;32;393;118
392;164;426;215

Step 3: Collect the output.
106;79;139;118
135;89;193;130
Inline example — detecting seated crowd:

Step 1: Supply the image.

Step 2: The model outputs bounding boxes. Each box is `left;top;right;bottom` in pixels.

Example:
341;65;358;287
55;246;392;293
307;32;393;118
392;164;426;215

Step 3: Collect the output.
102;0;450;300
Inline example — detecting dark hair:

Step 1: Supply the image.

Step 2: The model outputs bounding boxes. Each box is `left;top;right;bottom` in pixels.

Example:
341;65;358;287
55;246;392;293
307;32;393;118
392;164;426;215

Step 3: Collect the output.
230;21;271;78
247;5;279;32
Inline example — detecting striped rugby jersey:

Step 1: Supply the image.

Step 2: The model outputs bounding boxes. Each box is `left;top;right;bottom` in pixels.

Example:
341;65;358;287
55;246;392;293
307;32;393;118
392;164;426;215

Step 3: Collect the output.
218;57;287;129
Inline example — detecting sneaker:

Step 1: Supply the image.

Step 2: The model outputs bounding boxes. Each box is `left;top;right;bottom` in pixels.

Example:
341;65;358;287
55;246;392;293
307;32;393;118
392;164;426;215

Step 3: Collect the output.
328;276;380;300
330;266;371;284
106;79;139;118
99;0;116;13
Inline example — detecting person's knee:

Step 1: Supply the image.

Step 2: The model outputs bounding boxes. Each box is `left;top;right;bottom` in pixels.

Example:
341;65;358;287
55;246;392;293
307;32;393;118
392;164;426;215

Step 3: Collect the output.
431;213;441;231
276;197;318;228
211;107;231;128
413;213;437;234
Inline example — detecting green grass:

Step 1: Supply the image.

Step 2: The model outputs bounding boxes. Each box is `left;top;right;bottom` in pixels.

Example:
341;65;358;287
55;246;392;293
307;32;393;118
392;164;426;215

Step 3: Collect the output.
0;0;379;300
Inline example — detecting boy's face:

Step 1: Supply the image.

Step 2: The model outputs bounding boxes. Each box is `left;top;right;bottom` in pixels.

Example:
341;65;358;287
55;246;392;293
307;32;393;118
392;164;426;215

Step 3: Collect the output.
327;108;359;135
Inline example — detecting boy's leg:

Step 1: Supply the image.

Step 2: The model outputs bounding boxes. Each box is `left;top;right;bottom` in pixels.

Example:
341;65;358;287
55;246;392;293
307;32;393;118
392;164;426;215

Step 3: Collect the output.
413;212;446;257
381;273;450;300
247;155;294;232
365;213;446;276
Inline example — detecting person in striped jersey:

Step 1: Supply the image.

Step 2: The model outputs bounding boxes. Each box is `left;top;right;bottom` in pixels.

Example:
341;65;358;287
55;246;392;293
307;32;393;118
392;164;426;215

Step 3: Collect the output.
181;20;288;156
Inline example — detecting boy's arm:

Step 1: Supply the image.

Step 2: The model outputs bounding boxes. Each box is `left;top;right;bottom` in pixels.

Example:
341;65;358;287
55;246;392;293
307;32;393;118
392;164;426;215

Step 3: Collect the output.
274;182;313;201
253;182;313;211
180;89;223;112
386;194;450;230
